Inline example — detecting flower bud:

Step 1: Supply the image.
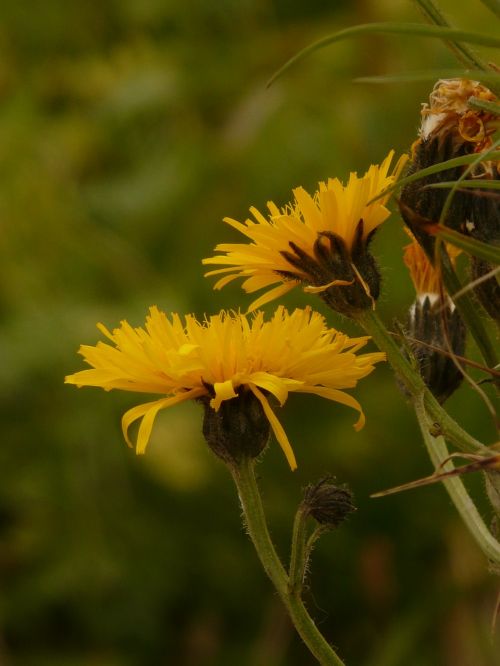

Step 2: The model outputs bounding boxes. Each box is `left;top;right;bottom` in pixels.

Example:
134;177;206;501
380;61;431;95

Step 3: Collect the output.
403;234;466;403
302;477;356;528
200;388;270;466
407;296;466;404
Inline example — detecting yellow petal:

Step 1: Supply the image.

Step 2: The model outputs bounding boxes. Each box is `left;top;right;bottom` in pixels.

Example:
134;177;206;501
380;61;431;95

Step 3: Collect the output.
303;278;354;294
297;386;365;430
247;282;297;312
210;379;238;411
248;371;297;406
122;388;205;453
250;385;297;471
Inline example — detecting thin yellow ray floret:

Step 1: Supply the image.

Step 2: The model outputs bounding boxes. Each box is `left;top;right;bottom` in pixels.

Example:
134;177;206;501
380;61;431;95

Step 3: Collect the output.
66;305;385;468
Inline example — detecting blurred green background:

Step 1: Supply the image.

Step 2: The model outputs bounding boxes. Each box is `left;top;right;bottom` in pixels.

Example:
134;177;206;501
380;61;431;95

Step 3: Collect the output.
1;0;499;664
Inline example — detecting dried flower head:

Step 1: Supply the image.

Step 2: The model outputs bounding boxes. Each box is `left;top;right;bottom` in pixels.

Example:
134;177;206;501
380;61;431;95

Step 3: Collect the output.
400;78;500;252
420;78;497;149
65;305;385;470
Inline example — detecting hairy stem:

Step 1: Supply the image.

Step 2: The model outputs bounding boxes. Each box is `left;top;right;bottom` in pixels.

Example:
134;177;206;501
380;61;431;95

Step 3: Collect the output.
289;506;309;595
230;457;346;666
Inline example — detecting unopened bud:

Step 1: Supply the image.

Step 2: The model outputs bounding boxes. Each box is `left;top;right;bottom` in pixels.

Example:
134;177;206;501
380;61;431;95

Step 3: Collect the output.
302;477;356;528
407;296;466;404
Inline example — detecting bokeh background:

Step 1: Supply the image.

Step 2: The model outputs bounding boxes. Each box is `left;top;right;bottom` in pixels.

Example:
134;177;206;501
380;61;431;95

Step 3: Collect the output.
1;0;499;664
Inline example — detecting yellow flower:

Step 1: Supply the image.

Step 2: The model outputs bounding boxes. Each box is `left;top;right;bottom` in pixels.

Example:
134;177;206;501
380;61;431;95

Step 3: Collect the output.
203;150;407;312
65;305;385;470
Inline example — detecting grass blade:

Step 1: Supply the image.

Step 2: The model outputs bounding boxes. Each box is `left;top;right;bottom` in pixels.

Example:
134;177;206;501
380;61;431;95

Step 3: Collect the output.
366;152;500;205
468;96;500;116
268;23;500;87
427;180;500;190
427;224;500;264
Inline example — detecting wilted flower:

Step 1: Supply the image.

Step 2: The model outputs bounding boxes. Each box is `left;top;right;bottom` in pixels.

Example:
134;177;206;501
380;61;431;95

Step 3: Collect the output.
65;305;385;470
400;78;499;253
203;151;407;316
420;78;497;148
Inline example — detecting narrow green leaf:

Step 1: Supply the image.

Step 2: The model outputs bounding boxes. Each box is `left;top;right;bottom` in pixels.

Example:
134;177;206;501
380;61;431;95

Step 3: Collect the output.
427;180;500;190
438;138;500;227
366;152;500;205
268;23;500;87
431;225;500;264
468;96;500;116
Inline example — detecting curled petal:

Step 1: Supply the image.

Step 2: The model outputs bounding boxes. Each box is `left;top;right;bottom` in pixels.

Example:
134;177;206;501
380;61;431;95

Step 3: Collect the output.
303;278;354;294
250;384;297;471
296;386;365;431
122;388;205;454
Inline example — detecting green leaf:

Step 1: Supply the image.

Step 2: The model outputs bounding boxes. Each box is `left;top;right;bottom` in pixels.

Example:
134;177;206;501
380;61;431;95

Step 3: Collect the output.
268;23;500;87
467;96;500;116
438;138;500;226
430;225;500;265
367;152;500;205
427;180;500;190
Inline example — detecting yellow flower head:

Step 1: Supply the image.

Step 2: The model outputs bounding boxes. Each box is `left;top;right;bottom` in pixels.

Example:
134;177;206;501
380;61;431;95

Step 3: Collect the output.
65;305;385;470
203;150;407;312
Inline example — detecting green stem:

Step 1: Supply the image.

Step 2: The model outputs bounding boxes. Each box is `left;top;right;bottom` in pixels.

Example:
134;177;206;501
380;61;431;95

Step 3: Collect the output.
230;457;346;666
289;507;308;595
413;0;488;72
414;396;500;565
357;308;489;454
